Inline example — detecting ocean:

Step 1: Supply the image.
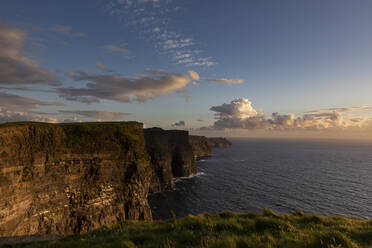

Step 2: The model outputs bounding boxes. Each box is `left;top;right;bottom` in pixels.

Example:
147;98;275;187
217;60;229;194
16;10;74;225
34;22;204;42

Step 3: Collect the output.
149;138;372;219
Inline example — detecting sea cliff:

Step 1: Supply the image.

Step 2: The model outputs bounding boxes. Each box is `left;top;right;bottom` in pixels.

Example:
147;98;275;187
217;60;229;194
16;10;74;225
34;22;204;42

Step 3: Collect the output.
0;122;153;236
144;128;195;193
189;136;232;159
206;137;232;148
189;135;212;159
0;122;230;237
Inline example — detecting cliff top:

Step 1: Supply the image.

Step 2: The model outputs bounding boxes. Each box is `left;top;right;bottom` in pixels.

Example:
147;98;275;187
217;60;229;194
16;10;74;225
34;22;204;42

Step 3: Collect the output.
1;209;370;247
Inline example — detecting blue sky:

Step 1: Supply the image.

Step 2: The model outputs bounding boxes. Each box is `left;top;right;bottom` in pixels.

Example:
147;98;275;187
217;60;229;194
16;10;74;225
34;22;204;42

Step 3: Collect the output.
1;0;372;137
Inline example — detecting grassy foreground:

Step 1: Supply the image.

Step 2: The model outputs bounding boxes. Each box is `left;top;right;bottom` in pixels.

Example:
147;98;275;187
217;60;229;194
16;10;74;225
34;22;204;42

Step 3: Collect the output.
2;210;372;248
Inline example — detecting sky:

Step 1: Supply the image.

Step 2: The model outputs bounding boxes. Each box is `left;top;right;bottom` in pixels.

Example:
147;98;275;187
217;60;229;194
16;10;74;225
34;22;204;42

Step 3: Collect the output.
1;0;372;139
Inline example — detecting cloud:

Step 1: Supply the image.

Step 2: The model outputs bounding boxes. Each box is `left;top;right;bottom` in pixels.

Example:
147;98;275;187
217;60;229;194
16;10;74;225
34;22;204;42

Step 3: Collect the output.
31;24;85;37
163;38;193;50
172;120;185;127
0;86;55;93
207;78;244;85
208;98;372;131
96;61;114;72
306;106;372;113
47;25;85;37
104;0;217;67
0;22;60;86
0;92;63;111
58;69;200;103
104;44;131;58
210;98;258;120
59;110;130;121
188;70;200;81
144;69;167;75
0;108;58;123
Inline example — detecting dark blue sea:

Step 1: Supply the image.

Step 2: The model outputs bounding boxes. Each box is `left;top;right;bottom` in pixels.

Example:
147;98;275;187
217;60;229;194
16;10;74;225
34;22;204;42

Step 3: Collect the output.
149;138;372;219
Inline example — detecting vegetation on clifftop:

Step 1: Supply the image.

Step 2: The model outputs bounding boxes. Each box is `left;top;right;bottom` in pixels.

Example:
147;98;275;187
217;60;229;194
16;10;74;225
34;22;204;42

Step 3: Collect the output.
2;210;372;248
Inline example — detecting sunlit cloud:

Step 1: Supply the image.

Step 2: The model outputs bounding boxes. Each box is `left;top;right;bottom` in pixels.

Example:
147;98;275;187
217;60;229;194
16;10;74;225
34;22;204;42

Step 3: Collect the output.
306;106;372;113
206;98;372;131
0;108;59;123
58;69;200;103
96;61;114;72
206;78;244;85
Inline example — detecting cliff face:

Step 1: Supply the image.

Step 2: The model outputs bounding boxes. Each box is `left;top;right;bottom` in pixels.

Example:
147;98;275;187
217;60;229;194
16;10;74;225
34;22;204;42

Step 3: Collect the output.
206;137;232;148
0;122;152;237
189;136;232;159
189;135;212;159
144;128;195;193
0;123;224;237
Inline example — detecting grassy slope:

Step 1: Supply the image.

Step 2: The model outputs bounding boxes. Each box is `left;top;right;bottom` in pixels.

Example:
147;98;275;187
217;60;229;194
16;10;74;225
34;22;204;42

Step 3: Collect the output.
2;210;372;248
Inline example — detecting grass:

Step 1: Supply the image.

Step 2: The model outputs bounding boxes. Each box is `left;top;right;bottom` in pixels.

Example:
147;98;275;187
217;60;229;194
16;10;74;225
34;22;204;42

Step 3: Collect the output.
2;209;372;248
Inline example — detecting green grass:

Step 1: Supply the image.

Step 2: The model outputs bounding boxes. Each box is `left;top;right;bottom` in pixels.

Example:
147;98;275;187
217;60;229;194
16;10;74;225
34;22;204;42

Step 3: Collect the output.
2;210;372;248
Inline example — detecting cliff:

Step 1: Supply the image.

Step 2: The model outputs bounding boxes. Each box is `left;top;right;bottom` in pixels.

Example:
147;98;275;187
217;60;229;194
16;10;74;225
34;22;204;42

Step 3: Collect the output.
206;137;232;148
0;122;155;237
189;136;232;159
188;135;212;159
144;128;195;193
0;122;197;237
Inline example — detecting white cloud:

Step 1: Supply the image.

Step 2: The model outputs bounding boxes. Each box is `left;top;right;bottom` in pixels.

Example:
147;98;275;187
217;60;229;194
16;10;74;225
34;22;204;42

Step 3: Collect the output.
0;108;58;123
104;0;217;67
208;98;372;131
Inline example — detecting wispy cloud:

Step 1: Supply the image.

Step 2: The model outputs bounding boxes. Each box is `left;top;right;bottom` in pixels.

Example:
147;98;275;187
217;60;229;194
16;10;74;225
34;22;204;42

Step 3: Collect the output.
0;22;60;86
104;44;132;58
31;24;85;37
0;92;63;111
206;78;244;85
104;0;217;67
59;110;130;121
96;61;114;72
306;106;372;113
58;69;200;103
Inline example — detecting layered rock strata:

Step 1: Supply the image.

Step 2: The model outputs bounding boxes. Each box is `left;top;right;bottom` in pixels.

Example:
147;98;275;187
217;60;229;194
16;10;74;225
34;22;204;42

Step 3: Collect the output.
0;122;153;236
0;122;229;237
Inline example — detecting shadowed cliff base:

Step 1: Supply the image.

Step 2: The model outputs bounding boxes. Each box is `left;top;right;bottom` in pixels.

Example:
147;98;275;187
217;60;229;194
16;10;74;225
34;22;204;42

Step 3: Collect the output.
1;209;371;247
